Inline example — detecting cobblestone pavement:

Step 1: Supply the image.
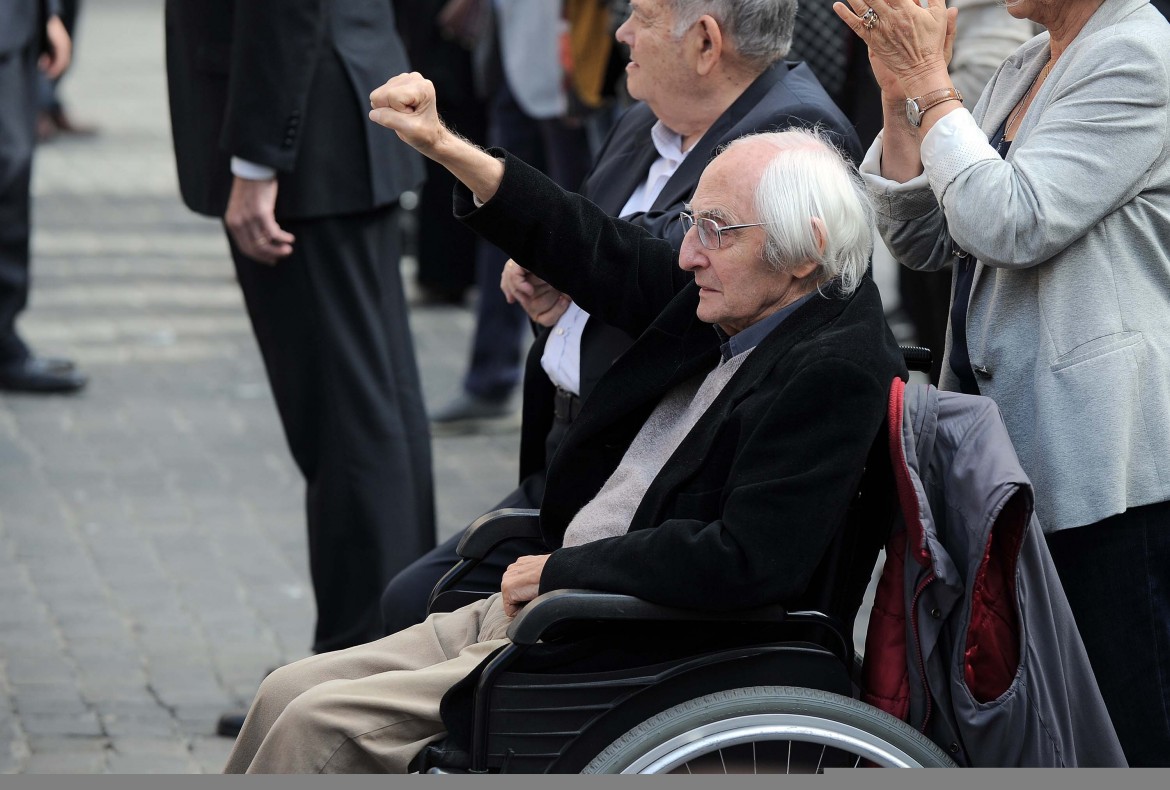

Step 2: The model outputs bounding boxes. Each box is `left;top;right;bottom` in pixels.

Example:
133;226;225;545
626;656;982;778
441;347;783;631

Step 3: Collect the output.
1;0;523;773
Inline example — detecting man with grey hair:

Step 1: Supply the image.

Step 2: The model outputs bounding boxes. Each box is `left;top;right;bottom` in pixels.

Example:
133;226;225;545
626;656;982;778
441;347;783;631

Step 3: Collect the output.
380;0;861;634
223;72;905;773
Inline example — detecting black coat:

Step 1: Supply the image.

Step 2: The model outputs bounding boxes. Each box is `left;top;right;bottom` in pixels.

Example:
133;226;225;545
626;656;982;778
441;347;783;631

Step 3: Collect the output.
164;0;423;220
460;153;907;613
518;61;864;482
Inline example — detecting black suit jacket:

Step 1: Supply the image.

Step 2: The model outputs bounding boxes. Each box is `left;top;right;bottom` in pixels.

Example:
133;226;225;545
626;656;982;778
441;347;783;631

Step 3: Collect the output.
461;153;906;613
164;0;423;220
517;61;864;482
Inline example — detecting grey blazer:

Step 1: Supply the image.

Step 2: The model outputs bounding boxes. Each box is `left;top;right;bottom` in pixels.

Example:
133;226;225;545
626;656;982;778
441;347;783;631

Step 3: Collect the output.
862;0;1170;533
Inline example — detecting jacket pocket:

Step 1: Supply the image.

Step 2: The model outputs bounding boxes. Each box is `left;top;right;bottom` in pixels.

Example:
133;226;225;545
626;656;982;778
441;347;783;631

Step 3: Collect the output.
1050;331;1143;373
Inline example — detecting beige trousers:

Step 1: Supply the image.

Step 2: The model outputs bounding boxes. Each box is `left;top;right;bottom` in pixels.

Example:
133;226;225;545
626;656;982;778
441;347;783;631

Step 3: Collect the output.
224;593;512;773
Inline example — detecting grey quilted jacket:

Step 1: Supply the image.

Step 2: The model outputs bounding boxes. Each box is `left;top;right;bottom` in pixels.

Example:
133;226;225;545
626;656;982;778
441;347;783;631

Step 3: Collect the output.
863;381;1126;767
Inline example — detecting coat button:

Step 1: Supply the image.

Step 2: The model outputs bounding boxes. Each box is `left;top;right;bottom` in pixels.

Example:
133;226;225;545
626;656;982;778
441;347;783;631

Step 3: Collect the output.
930;607;941;619
973;365;992;379
948;742;960;754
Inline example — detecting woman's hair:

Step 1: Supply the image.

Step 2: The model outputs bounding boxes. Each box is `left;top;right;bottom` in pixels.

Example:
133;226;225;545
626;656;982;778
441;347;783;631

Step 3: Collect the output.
725;128;875;296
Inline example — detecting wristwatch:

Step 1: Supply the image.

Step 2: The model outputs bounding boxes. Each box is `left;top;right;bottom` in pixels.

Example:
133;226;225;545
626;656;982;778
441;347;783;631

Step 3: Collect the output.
905;88;964;128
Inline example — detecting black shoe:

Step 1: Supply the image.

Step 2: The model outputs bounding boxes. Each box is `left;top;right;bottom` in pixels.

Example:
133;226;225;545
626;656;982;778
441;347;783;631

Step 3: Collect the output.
216;710;247;738
0;356;87;393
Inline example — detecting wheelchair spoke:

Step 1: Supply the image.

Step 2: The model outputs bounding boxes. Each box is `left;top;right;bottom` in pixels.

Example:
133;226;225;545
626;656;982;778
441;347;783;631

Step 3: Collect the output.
752;741;757;775
719;749;728;774
787;740;791;774
815;744;826;774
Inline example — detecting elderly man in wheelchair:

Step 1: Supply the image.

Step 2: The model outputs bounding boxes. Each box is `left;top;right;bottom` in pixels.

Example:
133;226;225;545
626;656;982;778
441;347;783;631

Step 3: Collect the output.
224;72;1120;774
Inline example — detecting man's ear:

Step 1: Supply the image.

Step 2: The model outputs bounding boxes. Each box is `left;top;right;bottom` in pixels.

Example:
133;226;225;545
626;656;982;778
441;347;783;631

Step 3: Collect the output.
789;219;827;281
694;15;723;77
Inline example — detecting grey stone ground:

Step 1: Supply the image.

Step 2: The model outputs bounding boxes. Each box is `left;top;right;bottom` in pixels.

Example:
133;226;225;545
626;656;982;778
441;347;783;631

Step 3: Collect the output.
1;0;522;773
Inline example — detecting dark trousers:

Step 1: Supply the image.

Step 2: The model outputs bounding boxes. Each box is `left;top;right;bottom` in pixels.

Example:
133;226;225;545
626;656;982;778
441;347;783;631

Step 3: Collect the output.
229;207;436;653
463;81;591;401
0;44;38;365
1046;499;1170;766
380;414;572;634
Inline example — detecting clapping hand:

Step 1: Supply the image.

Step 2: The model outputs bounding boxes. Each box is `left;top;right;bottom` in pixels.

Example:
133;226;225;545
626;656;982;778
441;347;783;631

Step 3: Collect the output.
833;0;957;97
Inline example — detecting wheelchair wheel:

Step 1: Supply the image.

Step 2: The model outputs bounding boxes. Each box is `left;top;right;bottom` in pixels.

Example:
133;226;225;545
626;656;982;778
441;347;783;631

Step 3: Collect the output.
582;685;954;773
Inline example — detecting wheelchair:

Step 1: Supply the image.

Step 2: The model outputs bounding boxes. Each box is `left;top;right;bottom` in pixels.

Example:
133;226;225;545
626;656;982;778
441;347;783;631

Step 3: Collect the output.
416;347;952;774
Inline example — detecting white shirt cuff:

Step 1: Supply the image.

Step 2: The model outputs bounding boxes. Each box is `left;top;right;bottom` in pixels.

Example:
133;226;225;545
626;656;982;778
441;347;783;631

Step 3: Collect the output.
230;157;277;181
919;109;999;198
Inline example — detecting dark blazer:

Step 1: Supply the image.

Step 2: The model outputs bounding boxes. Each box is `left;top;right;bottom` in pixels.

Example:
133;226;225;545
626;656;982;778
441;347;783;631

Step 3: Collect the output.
460;153;906;613
517;61;864;481
164;0;423;220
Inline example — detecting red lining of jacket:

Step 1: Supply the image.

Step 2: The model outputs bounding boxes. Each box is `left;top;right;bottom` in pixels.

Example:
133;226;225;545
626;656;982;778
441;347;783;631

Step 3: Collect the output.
863;379;1023;719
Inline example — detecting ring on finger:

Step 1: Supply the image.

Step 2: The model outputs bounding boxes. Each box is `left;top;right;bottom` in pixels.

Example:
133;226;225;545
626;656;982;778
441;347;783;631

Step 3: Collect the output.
861;7;879;29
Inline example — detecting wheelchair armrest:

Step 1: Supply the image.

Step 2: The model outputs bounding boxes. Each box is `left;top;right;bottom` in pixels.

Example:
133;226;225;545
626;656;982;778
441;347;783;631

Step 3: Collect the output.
456;508;544;560
506;589;795;646
900;345;932;373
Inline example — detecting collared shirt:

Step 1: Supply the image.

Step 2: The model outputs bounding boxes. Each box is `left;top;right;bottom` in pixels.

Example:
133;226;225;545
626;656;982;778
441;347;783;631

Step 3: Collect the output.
541;121;694;395
715;291;817;361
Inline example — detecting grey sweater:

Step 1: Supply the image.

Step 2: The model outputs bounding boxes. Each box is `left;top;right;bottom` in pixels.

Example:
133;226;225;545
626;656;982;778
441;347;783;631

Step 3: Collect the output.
562;350;753;548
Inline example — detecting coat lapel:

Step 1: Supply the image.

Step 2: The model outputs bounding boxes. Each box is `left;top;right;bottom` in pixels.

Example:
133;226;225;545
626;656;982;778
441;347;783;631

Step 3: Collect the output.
584;107;661;215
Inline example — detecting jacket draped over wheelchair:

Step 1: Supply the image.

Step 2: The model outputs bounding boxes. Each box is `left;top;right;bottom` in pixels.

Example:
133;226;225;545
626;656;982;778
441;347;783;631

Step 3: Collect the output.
863;380;1126;767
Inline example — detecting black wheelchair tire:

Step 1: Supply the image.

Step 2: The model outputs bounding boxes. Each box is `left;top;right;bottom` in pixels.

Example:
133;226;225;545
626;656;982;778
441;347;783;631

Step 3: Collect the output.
582;685;956;773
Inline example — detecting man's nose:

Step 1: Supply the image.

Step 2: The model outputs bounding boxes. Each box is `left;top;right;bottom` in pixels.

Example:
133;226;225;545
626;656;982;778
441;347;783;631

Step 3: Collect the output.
614;17;632;46
678;234;705;272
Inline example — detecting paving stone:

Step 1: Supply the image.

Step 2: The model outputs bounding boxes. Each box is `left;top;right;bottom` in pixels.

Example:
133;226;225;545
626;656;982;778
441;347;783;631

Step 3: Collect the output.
0;714;28;774
20;712;104;738
22;752;109;774
100;712;180;739
25;735;110;754
188;735;234;774
106;753;199;774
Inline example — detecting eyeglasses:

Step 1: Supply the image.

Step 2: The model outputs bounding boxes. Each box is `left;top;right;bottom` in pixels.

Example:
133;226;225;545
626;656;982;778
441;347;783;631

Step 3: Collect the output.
679;208;770;250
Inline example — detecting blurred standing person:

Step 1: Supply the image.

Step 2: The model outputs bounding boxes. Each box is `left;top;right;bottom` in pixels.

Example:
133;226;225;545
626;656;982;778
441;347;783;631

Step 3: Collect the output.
428;0;593;434
165;0;434;667
36;0;96;141
393;0;487;305
839;0;1170;764
898;0;1038;383
0;0;87;393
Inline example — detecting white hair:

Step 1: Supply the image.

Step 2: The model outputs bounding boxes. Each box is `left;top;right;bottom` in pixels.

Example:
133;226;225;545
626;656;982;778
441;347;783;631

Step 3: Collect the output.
725;129;875;297
668;0;796;69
